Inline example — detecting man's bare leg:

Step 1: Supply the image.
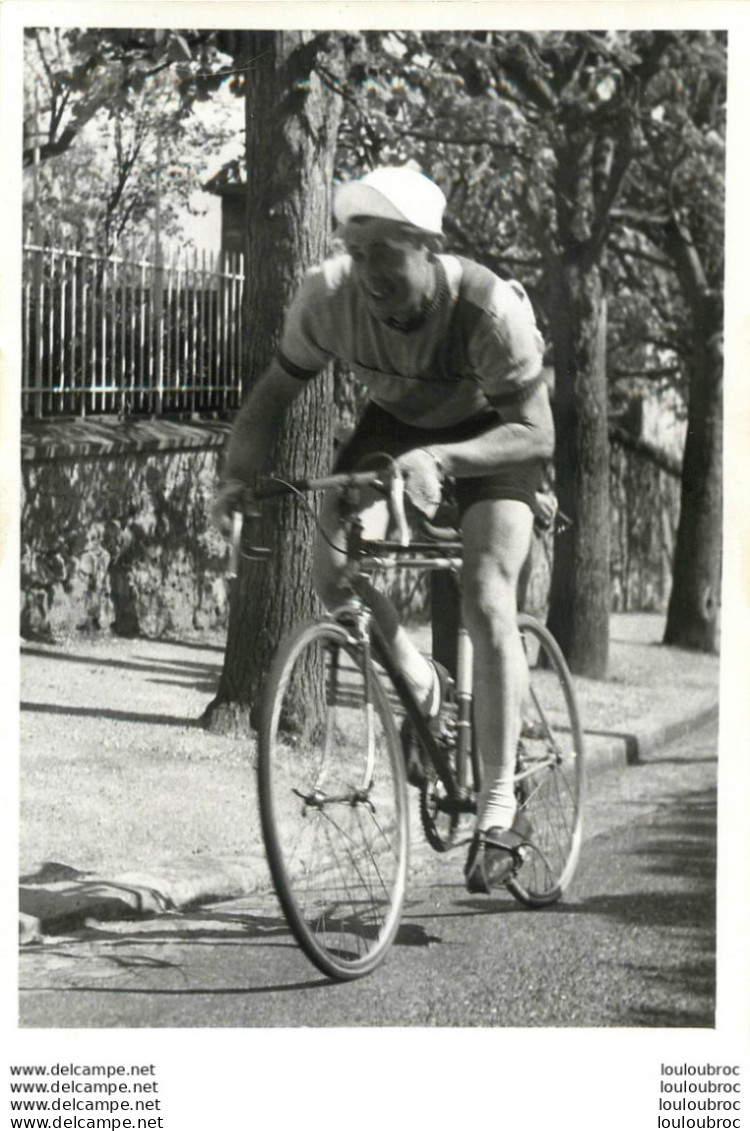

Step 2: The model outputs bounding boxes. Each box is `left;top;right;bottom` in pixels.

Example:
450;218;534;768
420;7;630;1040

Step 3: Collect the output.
460;498;534;832
312;487;438;711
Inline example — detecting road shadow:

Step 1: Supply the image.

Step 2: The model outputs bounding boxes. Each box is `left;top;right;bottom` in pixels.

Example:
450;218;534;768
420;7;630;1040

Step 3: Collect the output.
19;899;442;1010
19;908;330;1002
21;644;221;696
143;637;226;655
20;701;202;728
619;958;715;1027
571;783;716;1026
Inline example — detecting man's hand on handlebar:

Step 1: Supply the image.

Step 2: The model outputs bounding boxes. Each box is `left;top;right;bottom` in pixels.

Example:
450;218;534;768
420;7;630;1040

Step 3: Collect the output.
211;479;253;538
394;448;444;520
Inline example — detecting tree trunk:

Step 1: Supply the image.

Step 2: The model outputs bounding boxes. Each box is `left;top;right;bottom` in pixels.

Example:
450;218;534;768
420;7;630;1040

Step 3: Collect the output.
663;321;722;652
204;31;343;734
662;209;723;654
547;261;611;677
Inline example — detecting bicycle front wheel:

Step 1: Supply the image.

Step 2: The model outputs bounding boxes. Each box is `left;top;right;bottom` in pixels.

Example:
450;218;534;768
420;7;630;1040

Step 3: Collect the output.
258;619;409;980
507;614;585;907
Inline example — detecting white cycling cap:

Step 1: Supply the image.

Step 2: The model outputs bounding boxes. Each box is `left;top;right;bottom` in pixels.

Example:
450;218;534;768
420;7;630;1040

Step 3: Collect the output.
334;166;446;234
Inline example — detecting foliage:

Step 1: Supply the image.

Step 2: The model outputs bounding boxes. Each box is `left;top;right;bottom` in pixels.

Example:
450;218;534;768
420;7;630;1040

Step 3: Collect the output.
24;27;726;658
23;28;231;164
607;32;726;413
326;30;726;669
328;30;725;407
24;27;725;398
23;28;242;255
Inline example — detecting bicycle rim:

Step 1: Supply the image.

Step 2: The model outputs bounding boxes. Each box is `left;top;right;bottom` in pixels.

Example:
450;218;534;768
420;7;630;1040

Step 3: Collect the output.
507;614;585;907
258;620;409;980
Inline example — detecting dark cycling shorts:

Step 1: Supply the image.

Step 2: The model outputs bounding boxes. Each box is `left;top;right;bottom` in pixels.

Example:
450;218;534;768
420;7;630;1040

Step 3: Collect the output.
333;402;545;519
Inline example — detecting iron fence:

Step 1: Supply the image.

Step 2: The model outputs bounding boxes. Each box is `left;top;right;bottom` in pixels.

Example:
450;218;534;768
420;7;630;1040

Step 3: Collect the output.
22;241;245;418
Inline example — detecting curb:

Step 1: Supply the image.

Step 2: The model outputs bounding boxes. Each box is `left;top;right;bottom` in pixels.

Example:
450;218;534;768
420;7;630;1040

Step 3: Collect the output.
625;703;720;762
18;702;719;945
582;702;720;772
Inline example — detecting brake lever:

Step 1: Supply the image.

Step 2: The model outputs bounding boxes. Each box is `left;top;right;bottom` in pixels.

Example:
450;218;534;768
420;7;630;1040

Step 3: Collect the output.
226;501;271;578
227;510;243;579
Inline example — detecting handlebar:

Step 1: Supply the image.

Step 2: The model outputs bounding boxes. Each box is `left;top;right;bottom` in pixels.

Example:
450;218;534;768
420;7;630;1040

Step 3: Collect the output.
226;467;412;579
223;469;569;578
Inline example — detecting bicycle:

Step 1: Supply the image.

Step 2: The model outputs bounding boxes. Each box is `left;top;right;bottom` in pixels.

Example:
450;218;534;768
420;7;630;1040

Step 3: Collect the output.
229;462;585;981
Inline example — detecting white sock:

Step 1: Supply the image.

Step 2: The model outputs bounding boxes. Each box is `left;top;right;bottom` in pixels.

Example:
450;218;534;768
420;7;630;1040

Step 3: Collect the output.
424;662;441;718
477;774;516;832
408;658;440;718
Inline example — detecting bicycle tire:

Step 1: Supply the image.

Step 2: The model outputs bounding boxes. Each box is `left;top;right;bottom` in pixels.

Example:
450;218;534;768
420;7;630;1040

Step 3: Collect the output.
258;619;409;980
506;614;585;907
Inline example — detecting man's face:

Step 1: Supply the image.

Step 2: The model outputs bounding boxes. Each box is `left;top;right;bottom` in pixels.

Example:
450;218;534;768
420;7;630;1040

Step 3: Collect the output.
343;218;432;324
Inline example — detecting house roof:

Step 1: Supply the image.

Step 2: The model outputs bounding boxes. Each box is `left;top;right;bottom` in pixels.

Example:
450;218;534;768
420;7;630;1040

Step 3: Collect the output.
203;160;245;197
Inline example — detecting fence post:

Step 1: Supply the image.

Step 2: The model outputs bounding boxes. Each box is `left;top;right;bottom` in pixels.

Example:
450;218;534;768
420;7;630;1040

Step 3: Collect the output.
29;88;45;418
153;253;164;416
153;131;165;415
23;238;244;419
31;232;44;419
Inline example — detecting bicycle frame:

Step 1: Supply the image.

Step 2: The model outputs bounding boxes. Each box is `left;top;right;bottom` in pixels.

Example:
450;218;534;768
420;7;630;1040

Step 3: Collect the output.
344;516;481;819
235;468;576;836
239;469;483;818
249;467;585;978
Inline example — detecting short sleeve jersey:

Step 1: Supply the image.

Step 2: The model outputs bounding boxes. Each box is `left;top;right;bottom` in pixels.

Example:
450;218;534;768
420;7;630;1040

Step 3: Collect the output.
277;253;545;429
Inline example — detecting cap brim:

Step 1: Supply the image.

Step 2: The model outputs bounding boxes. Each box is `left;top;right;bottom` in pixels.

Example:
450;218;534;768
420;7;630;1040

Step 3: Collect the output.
334;183;410;227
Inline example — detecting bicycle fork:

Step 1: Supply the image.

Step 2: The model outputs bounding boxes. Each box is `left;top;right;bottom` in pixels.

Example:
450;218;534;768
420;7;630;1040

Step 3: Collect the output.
330;599;381;790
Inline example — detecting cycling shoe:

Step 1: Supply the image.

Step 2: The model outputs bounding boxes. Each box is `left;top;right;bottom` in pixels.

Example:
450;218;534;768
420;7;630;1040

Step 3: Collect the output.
464;814;533;894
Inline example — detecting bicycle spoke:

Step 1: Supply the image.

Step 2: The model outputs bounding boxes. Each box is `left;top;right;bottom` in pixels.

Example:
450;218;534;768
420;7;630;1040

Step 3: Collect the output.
258;621;407;979
508;616;585;906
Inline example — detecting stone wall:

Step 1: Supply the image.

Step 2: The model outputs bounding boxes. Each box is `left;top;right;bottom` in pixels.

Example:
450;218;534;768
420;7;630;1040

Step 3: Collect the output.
20;419;681;642
21;420;231;640
610;438;681;613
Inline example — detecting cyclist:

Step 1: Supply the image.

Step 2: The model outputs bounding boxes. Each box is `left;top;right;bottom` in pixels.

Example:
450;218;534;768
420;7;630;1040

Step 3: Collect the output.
212;166;555;894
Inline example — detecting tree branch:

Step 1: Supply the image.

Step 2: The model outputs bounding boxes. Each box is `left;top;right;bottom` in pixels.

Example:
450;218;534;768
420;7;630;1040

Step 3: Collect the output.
493;38;559;111
396;127;525;159
585;128;634;268
612;364;682;380
664;211;710;312
609;239;672;271
609;422;682;477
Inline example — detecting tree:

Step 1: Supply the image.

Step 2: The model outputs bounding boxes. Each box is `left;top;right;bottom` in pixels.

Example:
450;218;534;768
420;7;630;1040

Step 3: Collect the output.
202;31;344;733
24;28;240;255
661;222;722;653
613;33;725;652
24;25;346;730
22;28;224;168
334;30;678;676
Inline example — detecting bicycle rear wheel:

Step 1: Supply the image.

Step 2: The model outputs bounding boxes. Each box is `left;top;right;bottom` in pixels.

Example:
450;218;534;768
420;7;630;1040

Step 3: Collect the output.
507;614;585;907
258;619;409;980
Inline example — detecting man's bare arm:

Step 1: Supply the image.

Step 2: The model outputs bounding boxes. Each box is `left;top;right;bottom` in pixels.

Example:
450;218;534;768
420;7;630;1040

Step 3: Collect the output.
211;360;311;534
429;381;555;478
221;359;311;484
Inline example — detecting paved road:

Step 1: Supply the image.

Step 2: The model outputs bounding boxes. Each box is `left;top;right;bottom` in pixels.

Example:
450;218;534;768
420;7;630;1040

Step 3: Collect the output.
19;721;717;1029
